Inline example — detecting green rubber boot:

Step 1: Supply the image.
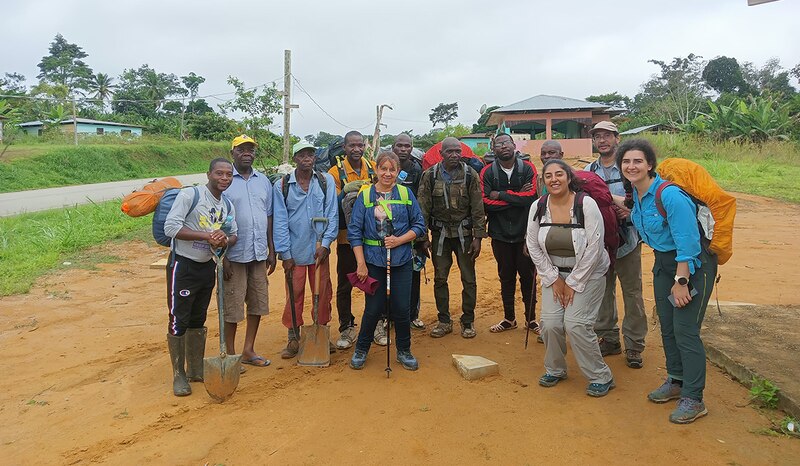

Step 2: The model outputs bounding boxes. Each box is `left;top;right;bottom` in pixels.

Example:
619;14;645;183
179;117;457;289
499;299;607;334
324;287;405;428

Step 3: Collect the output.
184;327;207;382
167;334;191;396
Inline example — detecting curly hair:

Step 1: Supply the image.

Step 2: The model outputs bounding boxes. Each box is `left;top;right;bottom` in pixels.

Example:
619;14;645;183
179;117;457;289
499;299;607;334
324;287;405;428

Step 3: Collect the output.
614;138;658;208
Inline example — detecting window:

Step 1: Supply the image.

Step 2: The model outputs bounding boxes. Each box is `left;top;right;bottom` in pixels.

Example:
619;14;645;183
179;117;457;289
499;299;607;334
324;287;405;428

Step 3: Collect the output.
121;129;131;136
96;128;104;135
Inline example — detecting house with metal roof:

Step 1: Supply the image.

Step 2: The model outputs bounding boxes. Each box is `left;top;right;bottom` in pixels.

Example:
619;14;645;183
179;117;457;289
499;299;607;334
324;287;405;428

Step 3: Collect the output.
486;95;623;159
18;118;143;137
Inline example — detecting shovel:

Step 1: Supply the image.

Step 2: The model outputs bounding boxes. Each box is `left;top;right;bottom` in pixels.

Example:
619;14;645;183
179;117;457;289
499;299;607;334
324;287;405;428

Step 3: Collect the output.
204;248;242;402
298;217;331;367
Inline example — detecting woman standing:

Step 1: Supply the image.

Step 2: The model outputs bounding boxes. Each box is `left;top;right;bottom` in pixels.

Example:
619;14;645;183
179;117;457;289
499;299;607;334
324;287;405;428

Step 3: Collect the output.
347;151;426;371
616;139;717;424
526;160;614;397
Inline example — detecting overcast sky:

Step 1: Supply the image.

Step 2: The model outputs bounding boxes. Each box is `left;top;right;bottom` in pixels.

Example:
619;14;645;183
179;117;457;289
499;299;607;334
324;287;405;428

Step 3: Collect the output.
2;0;798;137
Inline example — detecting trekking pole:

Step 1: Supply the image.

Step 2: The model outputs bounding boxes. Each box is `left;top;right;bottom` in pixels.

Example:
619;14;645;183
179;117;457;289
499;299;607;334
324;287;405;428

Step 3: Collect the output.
385;221;394;378
385;243;392;378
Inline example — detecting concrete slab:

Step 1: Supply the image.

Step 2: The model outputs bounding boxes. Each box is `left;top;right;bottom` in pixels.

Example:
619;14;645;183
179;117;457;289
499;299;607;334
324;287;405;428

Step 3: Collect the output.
150;258;168;269
703;304;800;419
452;354;499;381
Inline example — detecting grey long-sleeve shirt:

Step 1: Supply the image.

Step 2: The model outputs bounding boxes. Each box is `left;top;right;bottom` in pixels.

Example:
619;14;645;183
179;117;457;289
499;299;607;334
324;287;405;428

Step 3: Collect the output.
164;185;237;262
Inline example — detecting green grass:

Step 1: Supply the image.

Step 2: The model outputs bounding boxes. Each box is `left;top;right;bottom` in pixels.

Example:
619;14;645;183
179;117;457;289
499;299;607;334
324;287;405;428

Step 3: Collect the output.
642;134;800;203
0;141;231;193
0;200;152;295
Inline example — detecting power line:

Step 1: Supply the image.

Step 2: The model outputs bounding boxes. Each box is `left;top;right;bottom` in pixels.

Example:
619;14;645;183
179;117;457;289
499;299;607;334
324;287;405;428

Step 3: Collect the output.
290;74;371;130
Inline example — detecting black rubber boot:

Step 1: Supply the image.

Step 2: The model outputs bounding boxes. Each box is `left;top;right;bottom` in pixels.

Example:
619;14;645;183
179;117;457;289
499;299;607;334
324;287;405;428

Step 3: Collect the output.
184;327;207;382
167;334;191;396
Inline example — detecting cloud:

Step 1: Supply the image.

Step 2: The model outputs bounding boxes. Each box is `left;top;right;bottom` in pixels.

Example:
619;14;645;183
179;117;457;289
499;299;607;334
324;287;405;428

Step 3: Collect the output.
2;0;798;137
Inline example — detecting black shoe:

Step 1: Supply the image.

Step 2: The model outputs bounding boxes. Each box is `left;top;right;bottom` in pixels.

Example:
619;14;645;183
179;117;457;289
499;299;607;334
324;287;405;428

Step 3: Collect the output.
599;339;622;356
625;349;643;368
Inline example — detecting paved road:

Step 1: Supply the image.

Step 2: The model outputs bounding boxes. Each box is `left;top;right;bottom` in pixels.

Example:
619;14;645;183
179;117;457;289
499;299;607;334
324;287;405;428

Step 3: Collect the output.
0;173;208;217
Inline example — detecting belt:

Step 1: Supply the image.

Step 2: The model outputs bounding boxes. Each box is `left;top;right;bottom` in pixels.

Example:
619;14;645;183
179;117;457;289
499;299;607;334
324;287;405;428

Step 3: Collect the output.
557;266;573;273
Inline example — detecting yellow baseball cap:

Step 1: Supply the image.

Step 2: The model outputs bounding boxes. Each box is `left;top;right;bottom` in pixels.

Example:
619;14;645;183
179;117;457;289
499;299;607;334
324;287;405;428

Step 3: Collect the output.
231;134;258;149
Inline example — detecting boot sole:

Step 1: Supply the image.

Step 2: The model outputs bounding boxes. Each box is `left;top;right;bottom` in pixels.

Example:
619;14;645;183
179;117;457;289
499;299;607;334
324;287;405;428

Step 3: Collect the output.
670;407;708;424
648;394;681;404
587;382;616;397
396;358;419;371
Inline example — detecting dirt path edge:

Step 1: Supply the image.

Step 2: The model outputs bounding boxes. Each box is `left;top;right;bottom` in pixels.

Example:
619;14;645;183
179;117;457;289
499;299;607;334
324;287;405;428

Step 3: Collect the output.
704;341;800;419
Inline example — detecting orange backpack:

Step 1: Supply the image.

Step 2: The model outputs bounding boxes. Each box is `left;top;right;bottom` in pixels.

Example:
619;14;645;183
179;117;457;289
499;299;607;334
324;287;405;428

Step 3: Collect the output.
655;158;736;265
121;177;183;217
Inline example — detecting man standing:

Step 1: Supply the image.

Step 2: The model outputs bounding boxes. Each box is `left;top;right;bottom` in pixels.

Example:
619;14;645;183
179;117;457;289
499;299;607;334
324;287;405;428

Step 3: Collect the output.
418;137;486;338
537;140;564;196
585;121;647;368
328;131;378;349
393;133;426;330
274;142;338;359
222;135;275;368
164;158;237;396
480;133;539;333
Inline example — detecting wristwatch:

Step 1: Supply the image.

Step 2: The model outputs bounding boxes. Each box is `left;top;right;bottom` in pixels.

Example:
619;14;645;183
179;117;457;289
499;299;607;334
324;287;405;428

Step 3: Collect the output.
674;275;689;286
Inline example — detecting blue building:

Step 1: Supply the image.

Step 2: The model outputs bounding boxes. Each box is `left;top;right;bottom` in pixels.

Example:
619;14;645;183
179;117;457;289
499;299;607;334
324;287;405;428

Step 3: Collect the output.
18;118;143;137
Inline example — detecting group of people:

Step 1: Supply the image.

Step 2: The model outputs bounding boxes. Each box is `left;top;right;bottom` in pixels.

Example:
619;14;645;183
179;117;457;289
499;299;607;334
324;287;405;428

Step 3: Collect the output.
162;122;717;425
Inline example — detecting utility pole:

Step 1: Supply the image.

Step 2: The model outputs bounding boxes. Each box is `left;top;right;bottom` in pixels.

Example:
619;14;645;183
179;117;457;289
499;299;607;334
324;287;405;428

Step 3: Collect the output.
281;50;299;164
71;96;78;146
372;104;392;159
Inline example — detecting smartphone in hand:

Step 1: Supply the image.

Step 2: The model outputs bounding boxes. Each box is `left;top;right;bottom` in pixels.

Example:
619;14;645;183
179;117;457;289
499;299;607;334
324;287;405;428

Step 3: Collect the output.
668;286;698;307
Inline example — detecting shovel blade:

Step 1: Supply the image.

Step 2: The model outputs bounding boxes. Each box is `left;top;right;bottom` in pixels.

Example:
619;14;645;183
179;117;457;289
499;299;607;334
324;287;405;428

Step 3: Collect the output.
203;354;242;402
297;324;330;367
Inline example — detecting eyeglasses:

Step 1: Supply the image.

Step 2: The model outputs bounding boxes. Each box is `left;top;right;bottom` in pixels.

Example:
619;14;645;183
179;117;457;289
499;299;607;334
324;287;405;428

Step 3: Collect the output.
592;133;617;141
494;140;513;146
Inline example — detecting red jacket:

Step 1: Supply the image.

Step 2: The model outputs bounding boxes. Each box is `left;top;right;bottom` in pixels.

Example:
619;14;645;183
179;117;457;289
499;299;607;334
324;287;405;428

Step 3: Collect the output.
480;155;538;243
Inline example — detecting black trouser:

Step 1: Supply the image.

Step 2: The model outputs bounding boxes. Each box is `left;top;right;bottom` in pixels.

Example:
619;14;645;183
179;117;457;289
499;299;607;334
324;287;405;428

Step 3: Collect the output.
336;242;357;332
410;269;421;321
356;261;413;352
166;253;215;336
491;239;537;322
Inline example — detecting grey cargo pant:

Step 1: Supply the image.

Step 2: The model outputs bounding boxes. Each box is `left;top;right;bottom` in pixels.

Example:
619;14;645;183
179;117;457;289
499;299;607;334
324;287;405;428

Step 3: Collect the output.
595;243;648;352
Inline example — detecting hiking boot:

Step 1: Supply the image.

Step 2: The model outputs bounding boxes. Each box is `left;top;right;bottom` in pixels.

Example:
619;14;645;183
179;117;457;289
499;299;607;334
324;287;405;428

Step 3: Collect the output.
647;378;683;403
669;397;708;424
539;373;567;387
396;350;419;371
336;326;357;350
430;322;453;338
460;322;477;339
281;339;299;359
411;319;426;330
350;349;368;370
587;379;616;397
374;320;388;346
625;349;643;369
184;327;207;382
599;339;622;356
167;334;191;396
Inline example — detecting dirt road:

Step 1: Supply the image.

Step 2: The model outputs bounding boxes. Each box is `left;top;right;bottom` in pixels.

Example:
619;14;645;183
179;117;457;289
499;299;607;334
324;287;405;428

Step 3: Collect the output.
1;192;798;465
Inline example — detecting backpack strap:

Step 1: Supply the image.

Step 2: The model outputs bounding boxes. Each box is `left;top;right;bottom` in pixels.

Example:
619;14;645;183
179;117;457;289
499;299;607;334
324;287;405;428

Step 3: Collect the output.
282;172;328;207
537;192;585;229
189;186;200;215
654;181;675;219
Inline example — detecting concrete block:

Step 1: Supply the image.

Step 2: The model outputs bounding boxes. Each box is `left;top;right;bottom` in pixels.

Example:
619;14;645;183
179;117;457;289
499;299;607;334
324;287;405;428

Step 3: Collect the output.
452;354;499;381
150;258;168;269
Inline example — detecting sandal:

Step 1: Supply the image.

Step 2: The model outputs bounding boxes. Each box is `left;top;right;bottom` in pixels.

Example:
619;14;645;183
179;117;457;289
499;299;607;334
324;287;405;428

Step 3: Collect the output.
525;320;542;334
489;319;517;333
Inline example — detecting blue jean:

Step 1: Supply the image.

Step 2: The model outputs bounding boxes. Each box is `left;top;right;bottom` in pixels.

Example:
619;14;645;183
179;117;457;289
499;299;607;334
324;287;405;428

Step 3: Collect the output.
356;261;413;352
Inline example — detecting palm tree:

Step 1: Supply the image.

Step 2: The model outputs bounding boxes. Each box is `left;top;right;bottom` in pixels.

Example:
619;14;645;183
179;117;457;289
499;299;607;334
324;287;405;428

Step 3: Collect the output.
88;72;117;110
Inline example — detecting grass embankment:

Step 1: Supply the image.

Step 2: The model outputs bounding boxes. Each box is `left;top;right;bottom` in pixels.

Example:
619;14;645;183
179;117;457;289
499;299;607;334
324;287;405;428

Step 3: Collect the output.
2;135;799;296
0;200;151;295
644;134;800;203
0;141;229;193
